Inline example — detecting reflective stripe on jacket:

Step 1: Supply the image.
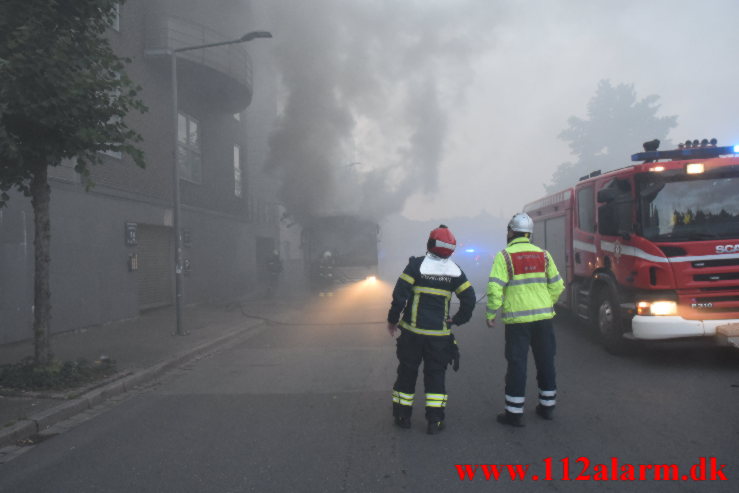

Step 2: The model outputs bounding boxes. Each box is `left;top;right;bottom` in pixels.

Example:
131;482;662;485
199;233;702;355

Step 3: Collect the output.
388;255;476;336
486;237;564;324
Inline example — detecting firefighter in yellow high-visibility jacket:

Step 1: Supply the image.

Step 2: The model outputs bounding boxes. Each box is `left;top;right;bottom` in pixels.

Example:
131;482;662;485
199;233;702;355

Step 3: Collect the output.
486;212;564;427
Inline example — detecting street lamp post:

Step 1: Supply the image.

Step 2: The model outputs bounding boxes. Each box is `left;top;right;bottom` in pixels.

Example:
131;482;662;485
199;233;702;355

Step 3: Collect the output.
171;30;272;336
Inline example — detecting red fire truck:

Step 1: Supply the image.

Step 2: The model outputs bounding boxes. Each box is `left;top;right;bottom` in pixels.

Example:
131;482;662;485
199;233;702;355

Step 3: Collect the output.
524;140;739;352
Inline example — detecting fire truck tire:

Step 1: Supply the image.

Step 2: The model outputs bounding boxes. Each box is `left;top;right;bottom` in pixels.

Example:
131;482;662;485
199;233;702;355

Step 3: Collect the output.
594;288;628;354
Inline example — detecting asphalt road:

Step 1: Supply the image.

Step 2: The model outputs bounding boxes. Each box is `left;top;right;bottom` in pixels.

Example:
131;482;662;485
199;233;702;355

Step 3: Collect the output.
0;282;737;492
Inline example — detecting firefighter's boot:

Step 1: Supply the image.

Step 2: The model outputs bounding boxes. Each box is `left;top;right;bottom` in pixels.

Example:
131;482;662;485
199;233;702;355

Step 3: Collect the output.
536;404;554;420
393;402;411;429
427;420;445;435
496;411;525;427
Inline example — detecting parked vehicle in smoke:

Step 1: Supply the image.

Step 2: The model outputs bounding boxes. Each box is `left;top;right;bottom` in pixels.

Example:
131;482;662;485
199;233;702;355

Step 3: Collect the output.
525;139;739;353
301;215;380;289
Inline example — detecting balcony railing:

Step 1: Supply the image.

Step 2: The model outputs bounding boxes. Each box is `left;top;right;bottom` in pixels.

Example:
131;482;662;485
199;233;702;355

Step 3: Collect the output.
145;16;253;109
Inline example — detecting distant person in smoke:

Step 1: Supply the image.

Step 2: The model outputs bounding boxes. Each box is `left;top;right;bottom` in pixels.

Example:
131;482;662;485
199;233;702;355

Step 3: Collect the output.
266;249;283;298
317;250;335;297
387;225;476;435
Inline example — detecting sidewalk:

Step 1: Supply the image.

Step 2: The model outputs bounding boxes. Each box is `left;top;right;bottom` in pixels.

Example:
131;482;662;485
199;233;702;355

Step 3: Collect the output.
0;298;285;448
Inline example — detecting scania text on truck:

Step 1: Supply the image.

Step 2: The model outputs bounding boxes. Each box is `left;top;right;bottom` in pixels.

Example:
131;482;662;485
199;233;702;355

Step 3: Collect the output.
524;139;739;352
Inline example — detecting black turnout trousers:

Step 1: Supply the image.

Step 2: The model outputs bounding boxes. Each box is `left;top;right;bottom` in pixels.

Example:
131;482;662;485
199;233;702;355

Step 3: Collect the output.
393;329;454;421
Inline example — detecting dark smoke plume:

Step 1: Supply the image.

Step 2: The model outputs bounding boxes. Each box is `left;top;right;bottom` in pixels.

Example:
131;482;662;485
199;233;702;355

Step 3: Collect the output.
264;0;502;222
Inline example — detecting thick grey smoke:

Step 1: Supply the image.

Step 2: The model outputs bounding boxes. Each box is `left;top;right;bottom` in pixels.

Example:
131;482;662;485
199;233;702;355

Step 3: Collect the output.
263;0;502;222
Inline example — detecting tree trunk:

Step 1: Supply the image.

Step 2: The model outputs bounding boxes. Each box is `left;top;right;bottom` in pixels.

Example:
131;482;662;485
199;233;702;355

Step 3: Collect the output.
30;163;52;366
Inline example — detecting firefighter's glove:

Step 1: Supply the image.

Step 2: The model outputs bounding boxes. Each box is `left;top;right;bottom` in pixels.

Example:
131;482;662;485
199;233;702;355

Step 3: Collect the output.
451;351;460;372
449;334;460;372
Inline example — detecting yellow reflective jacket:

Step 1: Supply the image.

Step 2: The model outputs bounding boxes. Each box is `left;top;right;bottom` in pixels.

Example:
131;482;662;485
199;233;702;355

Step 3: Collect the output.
486;237;564;324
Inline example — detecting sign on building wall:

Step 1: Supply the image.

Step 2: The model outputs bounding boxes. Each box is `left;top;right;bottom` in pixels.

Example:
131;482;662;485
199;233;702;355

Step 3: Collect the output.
125;222;138;246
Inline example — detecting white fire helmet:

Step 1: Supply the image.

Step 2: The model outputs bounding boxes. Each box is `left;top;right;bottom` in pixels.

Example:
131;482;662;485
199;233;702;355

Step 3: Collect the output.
508;212;534;233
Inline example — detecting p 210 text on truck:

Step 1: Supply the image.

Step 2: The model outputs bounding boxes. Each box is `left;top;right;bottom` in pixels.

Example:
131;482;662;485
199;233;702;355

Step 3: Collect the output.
524;139;739;352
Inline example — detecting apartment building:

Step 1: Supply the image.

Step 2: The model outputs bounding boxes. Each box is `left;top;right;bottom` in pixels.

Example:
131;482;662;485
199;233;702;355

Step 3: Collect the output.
0;0;279;343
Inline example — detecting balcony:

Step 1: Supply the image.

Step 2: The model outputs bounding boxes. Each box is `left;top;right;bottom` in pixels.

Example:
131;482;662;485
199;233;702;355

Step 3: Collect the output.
145;16;254;111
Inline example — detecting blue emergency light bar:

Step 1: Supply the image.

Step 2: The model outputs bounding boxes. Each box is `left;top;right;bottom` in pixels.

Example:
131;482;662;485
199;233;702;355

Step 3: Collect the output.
632;145;737;162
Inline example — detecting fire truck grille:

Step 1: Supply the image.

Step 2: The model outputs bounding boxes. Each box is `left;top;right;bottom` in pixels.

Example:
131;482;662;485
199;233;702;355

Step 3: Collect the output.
693;295;739;303
693;272;739;282
699;285;739;292
691;258;739;268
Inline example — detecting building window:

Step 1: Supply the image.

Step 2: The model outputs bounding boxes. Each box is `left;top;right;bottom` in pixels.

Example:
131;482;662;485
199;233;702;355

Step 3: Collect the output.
48;157;82;183
178;112;201;183
101;148;122;160
234;144;242;197
111;3;120;31
100;73;122;159
577;186;595;233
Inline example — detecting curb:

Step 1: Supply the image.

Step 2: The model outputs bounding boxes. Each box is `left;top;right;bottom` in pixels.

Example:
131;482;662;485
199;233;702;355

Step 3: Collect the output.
0;320;265;449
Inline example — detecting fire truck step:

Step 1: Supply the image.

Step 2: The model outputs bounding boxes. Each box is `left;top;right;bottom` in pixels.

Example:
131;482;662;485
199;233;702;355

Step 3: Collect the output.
575;289;591;320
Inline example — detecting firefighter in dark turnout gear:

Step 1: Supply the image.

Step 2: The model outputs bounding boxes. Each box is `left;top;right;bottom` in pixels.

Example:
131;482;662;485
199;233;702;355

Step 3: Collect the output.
387;225;476;434
316;250;335;296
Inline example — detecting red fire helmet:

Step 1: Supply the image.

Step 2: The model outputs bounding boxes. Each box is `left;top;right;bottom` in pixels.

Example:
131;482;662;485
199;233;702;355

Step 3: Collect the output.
427;225;456;258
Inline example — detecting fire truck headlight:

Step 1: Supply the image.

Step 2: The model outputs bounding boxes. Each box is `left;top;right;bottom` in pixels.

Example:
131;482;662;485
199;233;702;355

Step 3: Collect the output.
637;300;677;316
685;163;704;174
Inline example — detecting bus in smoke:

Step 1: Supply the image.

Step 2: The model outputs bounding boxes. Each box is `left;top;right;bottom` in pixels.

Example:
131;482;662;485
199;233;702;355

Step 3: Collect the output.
301;215;379;289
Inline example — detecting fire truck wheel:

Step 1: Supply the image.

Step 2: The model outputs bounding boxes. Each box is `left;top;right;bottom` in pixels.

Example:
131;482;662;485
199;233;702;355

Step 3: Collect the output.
595;289;628;354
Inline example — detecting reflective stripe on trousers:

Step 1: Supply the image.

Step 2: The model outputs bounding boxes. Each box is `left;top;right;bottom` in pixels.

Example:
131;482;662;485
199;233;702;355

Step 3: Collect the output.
425;393;448;408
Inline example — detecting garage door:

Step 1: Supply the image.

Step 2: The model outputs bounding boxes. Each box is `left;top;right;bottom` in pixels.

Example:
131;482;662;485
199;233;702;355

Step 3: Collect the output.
137;224;173;309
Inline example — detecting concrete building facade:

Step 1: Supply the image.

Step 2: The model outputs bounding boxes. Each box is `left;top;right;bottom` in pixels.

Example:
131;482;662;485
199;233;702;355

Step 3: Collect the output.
0;0;279;343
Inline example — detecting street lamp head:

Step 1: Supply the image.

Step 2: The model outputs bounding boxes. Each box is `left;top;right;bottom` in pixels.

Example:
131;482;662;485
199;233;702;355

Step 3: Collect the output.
239;31;273;42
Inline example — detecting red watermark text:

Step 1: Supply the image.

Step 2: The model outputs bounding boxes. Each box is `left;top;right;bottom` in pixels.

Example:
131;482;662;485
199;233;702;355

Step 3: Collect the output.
455;457;728;482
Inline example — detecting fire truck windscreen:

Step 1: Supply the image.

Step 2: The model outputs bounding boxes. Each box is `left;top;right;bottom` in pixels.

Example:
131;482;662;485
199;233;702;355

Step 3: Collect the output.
637;167;739;241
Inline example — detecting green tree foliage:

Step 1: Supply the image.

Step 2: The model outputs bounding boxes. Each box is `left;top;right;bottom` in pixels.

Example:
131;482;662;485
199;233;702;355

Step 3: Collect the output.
0;0;146;364
546;80;677;193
